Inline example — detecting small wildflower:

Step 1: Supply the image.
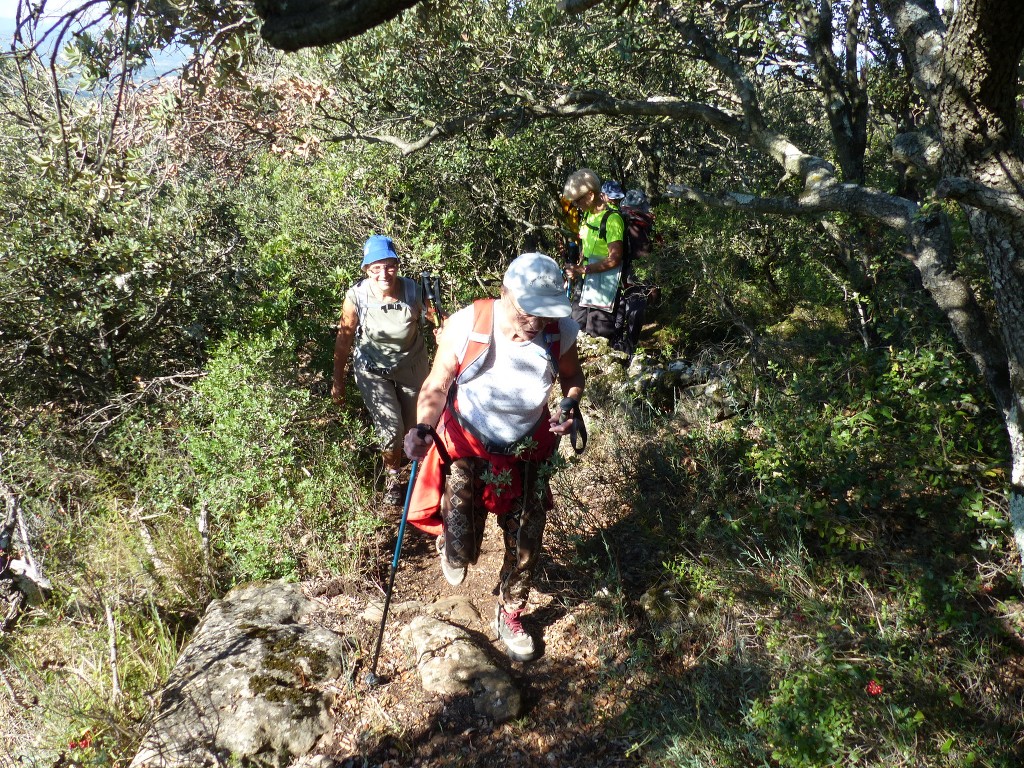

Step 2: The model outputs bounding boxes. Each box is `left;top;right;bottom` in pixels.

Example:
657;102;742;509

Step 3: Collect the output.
866;679;884;696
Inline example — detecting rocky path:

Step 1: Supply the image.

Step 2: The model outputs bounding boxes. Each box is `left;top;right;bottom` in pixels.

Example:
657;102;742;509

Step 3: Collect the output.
304;480;658;768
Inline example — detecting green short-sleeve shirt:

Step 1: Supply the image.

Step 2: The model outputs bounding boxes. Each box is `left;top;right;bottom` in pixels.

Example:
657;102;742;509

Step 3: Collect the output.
578;207;625;311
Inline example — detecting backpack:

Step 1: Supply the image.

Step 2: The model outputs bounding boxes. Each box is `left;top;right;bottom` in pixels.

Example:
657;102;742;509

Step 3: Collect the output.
590;204;655;286
593;191;657;357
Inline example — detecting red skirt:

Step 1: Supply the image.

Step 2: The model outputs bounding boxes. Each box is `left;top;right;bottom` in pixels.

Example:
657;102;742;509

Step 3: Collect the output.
406;406;557;536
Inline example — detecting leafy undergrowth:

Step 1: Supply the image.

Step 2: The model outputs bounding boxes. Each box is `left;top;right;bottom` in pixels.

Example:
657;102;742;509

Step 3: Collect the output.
302;334;1024;768
2;331;1023;767
561;336;1024;768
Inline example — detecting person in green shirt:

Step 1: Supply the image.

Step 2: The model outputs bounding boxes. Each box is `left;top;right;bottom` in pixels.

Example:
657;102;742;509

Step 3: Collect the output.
562;171;626;340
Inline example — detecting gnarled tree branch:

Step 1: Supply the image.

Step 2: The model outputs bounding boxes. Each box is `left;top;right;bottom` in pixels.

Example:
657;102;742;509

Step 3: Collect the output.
254;0;421;51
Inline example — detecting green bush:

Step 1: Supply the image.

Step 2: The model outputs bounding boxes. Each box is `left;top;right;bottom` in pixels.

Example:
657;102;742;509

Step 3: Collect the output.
0;171;250;408
180;330;376;582
740;341;1006;556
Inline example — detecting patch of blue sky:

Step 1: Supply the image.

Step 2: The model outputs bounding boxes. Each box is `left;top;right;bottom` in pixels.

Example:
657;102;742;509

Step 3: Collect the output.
0;2;190;83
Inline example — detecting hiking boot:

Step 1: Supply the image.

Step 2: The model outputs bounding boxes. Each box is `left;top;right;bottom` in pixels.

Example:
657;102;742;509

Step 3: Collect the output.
383;474;404;507
436;534;466;586
495;604;537;662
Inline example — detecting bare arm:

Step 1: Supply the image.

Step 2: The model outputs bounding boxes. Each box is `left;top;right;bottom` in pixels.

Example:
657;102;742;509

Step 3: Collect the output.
567;240;623;278
331;297;359;405
404;322;461;459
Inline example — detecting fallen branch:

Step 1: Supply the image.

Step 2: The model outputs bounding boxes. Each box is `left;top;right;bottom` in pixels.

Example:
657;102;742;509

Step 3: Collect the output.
105;601;120;705
1;473;53;610
75;370;205;446
129;500;167;577
0;662;25;709
197;500;211;580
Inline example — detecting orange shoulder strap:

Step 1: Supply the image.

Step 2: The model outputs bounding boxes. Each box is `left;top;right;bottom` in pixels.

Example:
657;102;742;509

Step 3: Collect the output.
457;298;495;379
457;298;562;382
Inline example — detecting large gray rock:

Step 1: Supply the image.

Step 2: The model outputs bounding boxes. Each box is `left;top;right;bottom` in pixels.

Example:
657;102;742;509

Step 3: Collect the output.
401;613;522;722
130;580;350;768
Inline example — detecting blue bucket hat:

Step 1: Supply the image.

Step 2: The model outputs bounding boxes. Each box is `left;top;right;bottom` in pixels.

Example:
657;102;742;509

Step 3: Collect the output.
361;235;398;269
601;180;625;200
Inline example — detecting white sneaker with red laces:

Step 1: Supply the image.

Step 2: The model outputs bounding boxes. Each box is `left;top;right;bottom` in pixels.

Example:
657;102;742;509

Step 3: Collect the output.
495;604;537;662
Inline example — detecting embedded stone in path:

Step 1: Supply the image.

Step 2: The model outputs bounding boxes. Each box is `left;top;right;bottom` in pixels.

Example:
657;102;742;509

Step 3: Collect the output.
130;580;350;768
401;611;522;723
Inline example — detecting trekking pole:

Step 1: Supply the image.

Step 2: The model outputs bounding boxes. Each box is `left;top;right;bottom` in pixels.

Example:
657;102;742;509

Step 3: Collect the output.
364;424;452;686
563;241;580;299
420;270;433;326
431;273;445;323
364;458;418;687
421;270;445;329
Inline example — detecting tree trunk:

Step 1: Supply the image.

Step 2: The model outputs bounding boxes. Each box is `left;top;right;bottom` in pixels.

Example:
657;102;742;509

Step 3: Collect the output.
882;0;1024;566
964;210;1024;558
1009;406;1024;558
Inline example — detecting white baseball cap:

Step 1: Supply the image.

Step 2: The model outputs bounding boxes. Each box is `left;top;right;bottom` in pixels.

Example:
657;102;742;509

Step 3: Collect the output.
503;252;572;318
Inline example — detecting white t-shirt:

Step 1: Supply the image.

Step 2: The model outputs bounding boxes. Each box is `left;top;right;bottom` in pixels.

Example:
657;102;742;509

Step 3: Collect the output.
445;301;579;446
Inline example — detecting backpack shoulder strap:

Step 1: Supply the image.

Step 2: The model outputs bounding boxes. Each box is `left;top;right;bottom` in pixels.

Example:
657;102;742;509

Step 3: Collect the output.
543;321;561;363
350;277;368;334
598;208;624;241
350;277;367;303
400;276;422;319
456;298;495;381
456;299;562;380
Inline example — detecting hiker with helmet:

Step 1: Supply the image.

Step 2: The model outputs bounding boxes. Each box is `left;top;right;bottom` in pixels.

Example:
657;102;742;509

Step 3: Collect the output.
332;235;431;506
562;170;626;341
403;253;585;662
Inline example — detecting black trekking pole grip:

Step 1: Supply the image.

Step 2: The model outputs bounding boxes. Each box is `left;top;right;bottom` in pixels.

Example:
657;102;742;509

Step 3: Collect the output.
420;271;434;325
421;271;445;327
415;422;453;470
556;397;587;454
559;397;576;424
431;273;445;321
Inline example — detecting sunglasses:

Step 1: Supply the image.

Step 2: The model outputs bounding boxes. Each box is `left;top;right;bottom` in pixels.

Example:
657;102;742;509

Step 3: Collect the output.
570;190;593;208
510;298;554;327
366;262;398;275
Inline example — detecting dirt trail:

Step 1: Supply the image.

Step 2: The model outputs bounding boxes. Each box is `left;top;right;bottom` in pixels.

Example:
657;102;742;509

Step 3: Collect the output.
304;483;654;768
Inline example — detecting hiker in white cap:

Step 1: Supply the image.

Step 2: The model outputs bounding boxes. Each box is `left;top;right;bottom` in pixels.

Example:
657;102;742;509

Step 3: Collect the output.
403;252;585;662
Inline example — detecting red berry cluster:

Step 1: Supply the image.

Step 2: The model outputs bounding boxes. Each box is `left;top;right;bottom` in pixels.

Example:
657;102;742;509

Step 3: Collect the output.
865;679;884;696
68;731;93;750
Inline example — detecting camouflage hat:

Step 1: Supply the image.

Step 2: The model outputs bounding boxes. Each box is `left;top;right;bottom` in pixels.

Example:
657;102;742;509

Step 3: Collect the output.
601;180;625;199
621;188;650;213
